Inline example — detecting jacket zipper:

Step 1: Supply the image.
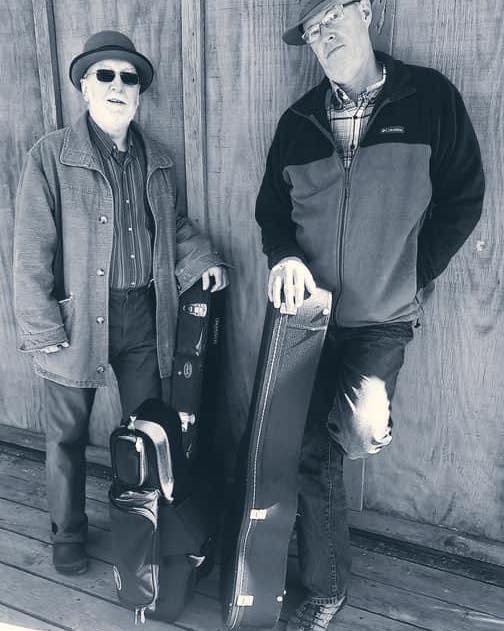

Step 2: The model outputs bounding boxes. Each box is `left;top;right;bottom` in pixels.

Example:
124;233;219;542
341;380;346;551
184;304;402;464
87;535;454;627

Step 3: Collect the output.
299;97;394;323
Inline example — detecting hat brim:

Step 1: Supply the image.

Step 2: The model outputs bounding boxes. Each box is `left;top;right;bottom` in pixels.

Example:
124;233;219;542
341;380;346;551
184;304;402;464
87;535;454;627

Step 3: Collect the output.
69;47;154;93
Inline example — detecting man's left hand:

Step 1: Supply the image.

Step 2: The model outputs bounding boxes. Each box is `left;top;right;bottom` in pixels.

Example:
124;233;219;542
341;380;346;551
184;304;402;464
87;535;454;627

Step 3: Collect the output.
202;266;229;292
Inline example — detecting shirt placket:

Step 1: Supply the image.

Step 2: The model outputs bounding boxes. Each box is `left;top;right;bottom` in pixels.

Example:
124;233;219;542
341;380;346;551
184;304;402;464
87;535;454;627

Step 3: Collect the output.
122;155;138;288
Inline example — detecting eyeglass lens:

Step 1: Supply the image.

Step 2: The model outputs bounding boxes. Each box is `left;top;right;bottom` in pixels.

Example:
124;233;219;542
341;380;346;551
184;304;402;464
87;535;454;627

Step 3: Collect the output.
95;69;139;85
303;0;359;43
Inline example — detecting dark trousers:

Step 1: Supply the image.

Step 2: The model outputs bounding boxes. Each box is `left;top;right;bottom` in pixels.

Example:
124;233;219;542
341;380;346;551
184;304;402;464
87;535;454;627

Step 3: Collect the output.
296;322;414;602
45;285;161;543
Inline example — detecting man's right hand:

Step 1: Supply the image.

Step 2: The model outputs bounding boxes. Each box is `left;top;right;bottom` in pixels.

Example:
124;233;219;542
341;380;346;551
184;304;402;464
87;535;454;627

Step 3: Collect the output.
268;257;317;313
41;342;70;354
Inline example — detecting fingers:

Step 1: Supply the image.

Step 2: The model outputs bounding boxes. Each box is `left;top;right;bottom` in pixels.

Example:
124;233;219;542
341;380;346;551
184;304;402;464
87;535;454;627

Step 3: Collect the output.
304;270;317;295
272;274;283;309
283;265;295;313
268;258;317;312
202;272;210;291
293;266;305;308
41;341;69;354
202;267;230;292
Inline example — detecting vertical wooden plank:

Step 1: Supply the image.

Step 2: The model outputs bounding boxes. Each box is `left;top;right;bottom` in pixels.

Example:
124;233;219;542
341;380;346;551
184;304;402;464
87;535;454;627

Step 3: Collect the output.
32;0;63;132
0;0;47;432
371;0;397;52
181;0;207;230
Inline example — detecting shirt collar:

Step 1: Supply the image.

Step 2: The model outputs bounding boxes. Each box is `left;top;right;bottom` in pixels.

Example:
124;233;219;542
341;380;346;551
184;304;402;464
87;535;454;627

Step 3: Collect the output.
87;114;136;158
329;64;386;108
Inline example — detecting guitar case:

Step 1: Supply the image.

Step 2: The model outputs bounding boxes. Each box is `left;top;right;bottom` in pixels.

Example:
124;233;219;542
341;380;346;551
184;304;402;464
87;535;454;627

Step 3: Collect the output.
221;288;332;630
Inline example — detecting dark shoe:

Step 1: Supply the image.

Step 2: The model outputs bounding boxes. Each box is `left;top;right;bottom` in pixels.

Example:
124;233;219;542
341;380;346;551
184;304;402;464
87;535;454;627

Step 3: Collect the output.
53;543;88;575
286;595;347;631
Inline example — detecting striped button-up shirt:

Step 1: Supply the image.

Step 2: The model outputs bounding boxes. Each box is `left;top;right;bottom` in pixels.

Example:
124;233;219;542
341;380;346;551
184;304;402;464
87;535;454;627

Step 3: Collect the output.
88;116;153;289
326;65;386;169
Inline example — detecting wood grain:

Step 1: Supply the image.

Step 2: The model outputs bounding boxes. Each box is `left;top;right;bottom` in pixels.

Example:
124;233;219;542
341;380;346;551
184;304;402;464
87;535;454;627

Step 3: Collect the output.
181;0;208;231
32;0;62;132
0;0;47;432
363;0;504;543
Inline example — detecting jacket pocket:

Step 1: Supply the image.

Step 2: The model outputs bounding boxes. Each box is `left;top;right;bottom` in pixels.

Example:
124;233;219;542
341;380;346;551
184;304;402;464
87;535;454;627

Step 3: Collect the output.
58;295;75;340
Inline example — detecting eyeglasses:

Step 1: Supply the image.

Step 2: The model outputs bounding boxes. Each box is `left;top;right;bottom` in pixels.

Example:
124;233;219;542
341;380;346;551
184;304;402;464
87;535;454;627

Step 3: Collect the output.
84;69;140;86
302;0;361;44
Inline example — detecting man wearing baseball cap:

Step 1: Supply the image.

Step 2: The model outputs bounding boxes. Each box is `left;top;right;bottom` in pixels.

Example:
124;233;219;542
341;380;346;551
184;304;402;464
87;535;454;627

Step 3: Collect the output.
255;1;484;629
14;31;228;574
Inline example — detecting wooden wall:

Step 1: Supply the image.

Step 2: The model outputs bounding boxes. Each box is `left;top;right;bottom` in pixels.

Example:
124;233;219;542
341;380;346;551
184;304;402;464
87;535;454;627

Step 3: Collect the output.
0;0;502;544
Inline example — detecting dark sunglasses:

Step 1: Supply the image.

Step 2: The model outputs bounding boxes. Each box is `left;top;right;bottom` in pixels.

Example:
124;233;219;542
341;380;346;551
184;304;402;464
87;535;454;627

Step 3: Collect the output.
85;69;140;86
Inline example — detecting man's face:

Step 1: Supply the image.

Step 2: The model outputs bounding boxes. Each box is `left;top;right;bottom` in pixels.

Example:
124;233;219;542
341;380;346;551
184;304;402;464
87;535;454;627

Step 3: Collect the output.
81;59;140;133
304;0;373;84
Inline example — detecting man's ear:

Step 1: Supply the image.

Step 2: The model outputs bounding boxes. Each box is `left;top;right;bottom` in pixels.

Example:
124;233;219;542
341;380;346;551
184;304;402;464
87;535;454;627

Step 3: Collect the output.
81;78;89;102
359;0;373;27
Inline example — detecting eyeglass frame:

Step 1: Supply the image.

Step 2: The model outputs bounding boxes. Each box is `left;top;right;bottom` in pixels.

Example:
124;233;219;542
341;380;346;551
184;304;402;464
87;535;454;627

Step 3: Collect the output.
83;68;140;86
301;0;362;44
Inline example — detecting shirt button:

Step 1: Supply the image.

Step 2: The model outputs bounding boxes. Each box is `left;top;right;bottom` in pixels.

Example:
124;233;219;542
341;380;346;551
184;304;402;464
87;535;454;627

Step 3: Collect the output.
98;215;108;224
96;316;105;324
96;365;105;374
130;254;135;259
128;227;133;232
96;268;105;276
126;199;130;204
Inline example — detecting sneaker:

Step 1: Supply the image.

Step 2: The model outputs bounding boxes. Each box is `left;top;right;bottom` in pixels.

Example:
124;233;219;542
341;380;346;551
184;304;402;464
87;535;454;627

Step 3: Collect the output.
53;542;88;575
286;595;347;631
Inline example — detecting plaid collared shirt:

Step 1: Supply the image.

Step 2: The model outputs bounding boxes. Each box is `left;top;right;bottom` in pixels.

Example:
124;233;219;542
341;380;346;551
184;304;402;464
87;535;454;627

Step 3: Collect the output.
88;115;153;290
326;65;386;169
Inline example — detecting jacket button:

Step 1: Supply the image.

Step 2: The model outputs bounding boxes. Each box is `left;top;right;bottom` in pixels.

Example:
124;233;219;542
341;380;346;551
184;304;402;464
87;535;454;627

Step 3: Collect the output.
96;365;105;374
96;268;105;276
96;316;105;324
98;215;108;224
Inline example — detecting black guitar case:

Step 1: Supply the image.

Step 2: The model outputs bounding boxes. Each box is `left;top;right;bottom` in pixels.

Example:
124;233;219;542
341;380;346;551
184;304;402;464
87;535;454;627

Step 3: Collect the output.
221;288;332;630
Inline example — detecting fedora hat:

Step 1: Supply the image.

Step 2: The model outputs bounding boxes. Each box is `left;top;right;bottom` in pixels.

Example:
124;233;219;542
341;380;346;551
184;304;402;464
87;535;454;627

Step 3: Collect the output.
283;0;365;46
69;30;154;93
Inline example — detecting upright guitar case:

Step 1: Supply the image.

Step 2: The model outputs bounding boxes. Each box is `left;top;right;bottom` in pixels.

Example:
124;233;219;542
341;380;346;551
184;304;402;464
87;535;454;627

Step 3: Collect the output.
221;288;332;630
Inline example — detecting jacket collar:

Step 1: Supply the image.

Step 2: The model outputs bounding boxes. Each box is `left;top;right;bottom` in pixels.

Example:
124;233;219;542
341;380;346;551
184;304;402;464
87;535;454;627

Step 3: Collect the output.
290;51;416;119
60;112;173;174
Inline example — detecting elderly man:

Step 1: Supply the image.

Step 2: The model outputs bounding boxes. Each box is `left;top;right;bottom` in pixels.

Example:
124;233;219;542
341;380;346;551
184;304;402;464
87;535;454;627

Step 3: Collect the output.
14;31;228;575
255;1;484;629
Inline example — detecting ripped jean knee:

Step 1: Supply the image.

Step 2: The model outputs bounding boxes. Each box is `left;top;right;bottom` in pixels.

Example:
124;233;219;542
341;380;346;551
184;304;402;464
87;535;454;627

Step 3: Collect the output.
328;376;393;460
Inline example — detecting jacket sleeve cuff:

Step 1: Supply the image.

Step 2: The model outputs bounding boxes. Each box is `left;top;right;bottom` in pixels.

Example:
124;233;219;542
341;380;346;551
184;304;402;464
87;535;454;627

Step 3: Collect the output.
267;246;307;270
18;325;68;352
175;251;231;294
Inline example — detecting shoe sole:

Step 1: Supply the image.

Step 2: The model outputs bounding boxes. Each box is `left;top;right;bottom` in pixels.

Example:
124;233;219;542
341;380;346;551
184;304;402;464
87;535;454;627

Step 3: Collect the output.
54;560;89;575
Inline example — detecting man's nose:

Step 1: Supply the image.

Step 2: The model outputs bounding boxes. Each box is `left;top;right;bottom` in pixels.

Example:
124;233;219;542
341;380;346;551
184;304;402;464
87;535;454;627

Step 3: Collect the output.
110;73;123;89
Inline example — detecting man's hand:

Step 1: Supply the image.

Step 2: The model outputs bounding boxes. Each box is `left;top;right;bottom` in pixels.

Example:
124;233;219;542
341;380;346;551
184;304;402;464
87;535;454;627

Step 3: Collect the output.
41;342;70;354
268;257;316;313
202;266;229;292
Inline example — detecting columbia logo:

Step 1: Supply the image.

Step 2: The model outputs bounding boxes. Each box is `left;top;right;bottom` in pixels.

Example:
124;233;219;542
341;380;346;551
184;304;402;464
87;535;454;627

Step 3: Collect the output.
380;126;406;134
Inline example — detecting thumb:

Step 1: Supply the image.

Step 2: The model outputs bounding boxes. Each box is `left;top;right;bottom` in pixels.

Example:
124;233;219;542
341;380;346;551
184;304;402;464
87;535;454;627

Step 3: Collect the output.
304;270;317;294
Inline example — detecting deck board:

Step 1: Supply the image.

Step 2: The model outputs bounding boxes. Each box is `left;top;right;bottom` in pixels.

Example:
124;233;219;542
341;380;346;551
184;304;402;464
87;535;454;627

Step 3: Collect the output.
0;446;503;631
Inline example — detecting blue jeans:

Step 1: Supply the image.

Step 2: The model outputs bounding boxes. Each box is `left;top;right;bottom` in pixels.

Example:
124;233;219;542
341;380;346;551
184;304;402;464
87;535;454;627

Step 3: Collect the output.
45;285;162;543
296;321;414;601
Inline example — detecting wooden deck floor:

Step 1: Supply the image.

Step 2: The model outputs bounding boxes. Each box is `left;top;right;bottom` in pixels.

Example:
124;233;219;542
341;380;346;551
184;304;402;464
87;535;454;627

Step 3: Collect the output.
1;444;503;631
